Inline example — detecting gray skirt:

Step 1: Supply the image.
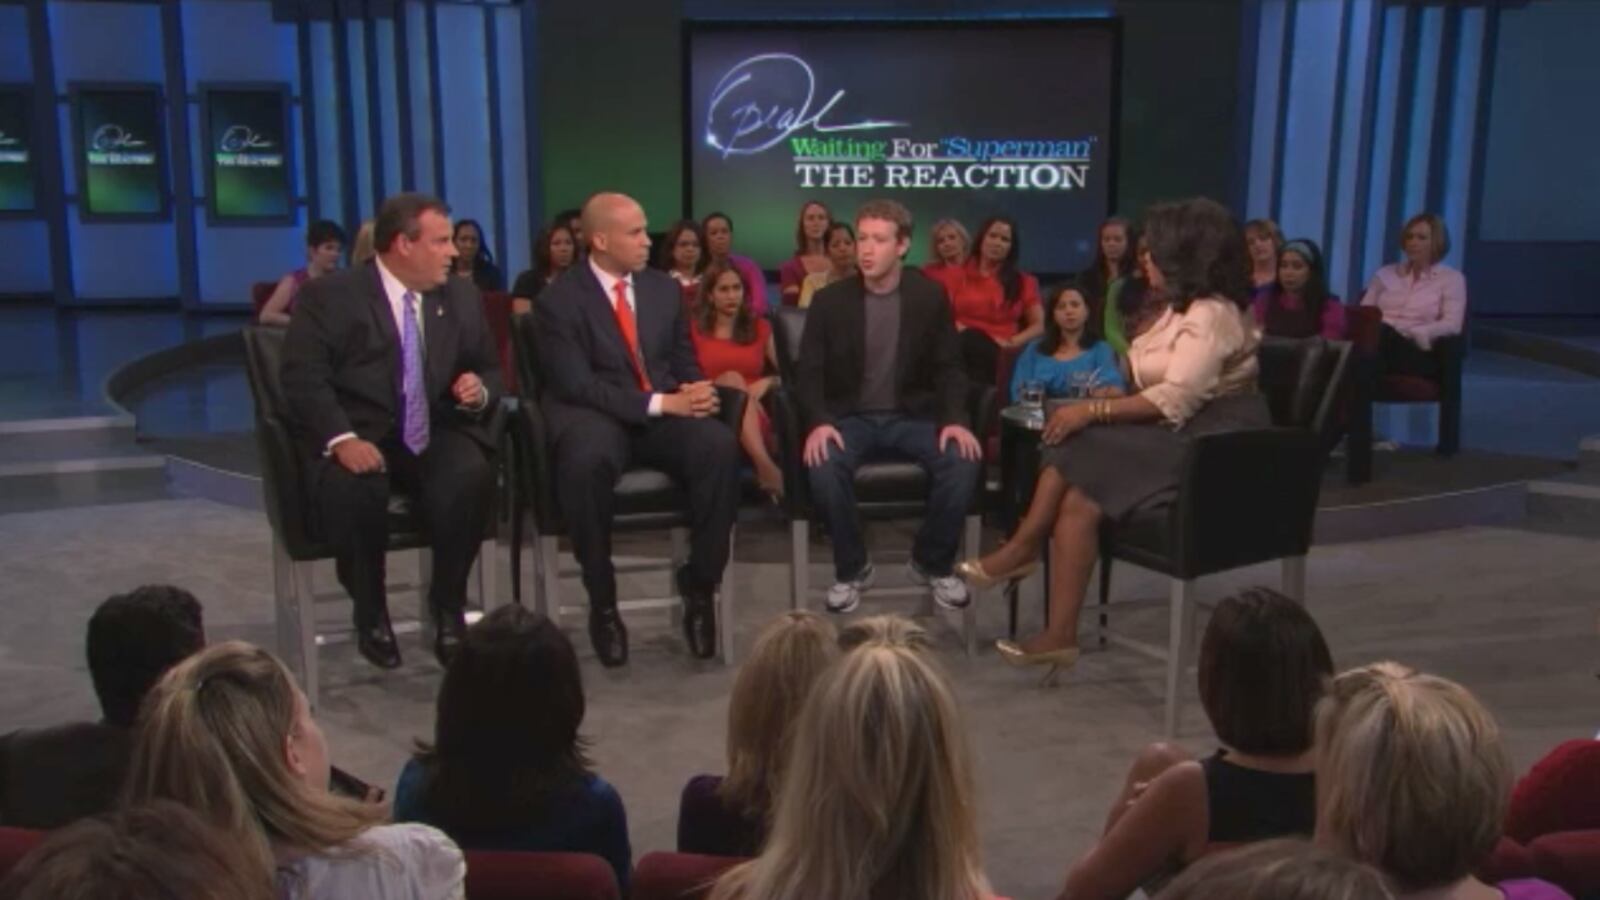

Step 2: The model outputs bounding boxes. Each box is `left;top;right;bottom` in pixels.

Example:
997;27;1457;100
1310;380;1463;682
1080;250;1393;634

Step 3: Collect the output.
1040;392;1271;521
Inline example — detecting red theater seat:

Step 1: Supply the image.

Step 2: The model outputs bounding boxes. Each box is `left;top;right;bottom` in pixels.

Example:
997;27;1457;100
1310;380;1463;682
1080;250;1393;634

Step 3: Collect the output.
481;290;516;393
1344;305;1464;484
465;849;620;900
1480;831;1600;899
0;827;44;881
252;281;277;321
631;852;747;900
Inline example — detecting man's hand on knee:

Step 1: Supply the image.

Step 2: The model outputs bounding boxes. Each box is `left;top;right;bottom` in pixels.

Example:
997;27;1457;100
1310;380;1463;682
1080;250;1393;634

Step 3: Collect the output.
938;425;982;461
804;425;844;468
333;439;386;474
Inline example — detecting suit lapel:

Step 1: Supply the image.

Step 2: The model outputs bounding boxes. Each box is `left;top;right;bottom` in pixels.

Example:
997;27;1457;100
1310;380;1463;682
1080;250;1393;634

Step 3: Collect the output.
366;262;401;351
893;279;915;392
632;274;662;375
577;264;634;369
423;288;453;395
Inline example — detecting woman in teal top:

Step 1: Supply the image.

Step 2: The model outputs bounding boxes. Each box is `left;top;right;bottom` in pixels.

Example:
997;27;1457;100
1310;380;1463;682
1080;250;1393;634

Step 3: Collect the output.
1010;284;1127;402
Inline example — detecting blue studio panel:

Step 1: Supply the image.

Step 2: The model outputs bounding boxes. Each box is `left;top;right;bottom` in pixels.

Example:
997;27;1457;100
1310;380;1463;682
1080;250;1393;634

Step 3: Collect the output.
1398;6;1444;250
375;18;403;203
1244;0;1287;217
51;1;178;301
435;4;494;257
346;23;375;220
405;1;436;198
1276;0;1342;246
0;5;51;298
1359;5;1407;287
494;5;529;277
183;0;304;306
309;20;342;223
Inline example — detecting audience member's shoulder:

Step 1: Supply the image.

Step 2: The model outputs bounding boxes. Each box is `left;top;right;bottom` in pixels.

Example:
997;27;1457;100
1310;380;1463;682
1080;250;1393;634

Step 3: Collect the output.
356;822;465;888
3;721;125;756
634;266;674;292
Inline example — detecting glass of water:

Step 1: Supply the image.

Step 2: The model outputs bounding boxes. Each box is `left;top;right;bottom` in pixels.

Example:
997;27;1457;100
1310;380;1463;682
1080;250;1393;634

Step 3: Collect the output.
1019;380;1045;420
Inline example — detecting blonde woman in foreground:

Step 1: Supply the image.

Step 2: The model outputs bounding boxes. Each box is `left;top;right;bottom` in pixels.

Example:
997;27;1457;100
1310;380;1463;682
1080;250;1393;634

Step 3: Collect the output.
123;640;464;900
708;630;999;900
1314;663;1570;900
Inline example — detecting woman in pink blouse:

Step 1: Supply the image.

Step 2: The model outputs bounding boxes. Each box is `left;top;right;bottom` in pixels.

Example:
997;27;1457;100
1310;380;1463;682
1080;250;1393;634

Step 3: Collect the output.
957;199;1267;679
1360;212;1467;377
776;200;831;306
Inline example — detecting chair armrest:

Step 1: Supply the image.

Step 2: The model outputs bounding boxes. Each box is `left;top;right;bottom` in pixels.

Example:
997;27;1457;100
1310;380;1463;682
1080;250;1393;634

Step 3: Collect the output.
1433;332;1465;397
510;394;561;530
1172;428;1322;574
253;413;315;554
968;383;998;445
769;387;809;516
713;385;748;434
1346;305;1382;354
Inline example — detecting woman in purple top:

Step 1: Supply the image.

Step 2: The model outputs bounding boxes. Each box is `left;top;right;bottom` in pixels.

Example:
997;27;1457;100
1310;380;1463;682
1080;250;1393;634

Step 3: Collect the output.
258;219;346;326
1359;212;1468;378
702;212;769;318
677;612;837;857
1252;238;1346;340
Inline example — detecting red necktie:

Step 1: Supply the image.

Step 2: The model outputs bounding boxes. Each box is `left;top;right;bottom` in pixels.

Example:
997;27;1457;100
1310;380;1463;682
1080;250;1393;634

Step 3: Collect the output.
611;279;651;390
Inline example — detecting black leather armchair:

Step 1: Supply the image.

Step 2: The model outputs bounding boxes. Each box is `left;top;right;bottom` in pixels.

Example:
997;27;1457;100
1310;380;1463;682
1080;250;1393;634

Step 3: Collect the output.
242;326;498;708
769;307;996;655
1095;336;1352;736
506;313;746;664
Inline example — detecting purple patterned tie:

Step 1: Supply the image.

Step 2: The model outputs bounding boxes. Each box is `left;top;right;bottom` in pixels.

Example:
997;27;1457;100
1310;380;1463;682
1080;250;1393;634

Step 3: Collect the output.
400;290;429;455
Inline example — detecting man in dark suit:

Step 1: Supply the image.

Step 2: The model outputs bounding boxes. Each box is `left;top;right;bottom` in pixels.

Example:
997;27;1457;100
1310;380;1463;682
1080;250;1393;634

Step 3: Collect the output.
0;586;203;828
535;192;740;666
281;192;501;669
797;199;983;614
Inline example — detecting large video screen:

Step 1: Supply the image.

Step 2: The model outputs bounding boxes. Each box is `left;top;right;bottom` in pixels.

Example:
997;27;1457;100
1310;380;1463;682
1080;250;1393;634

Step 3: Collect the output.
0;86;36;215
201;83;294;224
72;84;170;221
684;20;1119;277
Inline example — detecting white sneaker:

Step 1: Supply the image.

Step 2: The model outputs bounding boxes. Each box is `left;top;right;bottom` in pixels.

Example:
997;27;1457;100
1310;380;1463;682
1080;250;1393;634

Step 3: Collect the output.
907;560;970;610
826;562;875;614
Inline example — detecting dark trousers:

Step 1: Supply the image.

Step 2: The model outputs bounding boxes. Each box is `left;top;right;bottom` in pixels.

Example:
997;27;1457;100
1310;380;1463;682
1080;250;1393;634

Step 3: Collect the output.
310;429;493;629
1377;323;1440;379
806;413;981;581
958;328;1002;389
551;410;740;610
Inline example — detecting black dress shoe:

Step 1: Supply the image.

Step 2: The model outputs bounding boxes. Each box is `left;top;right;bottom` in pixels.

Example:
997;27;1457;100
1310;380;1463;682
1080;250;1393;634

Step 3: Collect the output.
356;619;402;669
433;609;468;667
676;567;718;661
588;607;629;668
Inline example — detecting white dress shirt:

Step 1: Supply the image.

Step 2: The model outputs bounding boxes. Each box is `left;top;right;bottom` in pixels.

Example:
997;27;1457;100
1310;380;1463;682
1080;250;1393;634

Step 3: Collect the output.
589;256;664;416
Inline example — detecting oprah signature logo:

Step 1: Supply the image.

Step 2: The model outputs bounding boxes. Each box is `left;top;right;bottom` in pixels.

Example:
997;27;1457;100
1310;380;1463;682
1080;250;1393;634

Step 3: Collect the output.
90;124;147;152
219;125;274;153
0;131;18;147
704;54;906;158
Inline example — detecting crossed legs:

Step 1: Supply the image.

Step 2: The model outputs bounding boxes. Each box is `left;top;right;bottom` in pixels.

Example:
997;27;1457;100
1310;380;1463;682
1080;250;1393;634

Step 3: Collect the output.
978;466;1103;653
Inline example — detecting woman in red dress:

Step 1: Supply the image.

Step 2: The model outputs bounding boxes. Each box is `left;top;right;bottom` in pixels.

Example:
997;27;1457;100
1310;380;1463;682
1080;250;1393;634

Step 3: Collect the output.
946;216;1044;385
692;262;783;501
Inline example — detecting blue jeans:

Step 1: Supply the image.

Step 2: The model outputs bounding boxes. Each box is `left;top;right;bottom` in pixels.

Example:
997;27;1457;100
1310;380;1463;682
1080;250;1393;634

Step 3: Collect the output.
806;413;981;582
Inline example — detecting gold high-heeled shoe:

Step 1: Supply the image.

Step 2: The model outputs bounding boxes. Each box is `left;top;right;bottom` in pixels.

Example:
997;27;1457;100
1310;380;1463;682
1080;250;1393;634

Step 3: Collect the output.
955;558;1040;591
995;639;1080;687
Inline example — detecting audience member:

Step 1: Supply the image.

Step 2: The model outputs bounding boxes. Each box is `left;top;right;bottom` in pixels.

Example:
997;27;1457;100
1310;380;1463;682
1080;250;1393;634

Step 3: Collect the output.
797;221;857;308
536;192;739;666
1314;662;1569;900
707;637;994;900
1076;216;1140;320
0;585;203;829
1359;212;1468;378
797;199;981;615
922;217;971;292
836;612;932;652
1254;238;1346;340
692;261;784;501
961;198;1264;677
1008;284;1126;403
702;212;769;317
1059;589;1331;899
259;219;347;326
656;218;708;307
0;799;276;900
394;605;631;891
777;200;832;305
946;216;1044;385
510;223;577;315
553;207;584;250
1097;232;1159;355
450;218;505;292
677;611;838;857
123;641;464;899
1155;839;1395;900
350;219;376;266
1244;218;1284;294
282;192;501;670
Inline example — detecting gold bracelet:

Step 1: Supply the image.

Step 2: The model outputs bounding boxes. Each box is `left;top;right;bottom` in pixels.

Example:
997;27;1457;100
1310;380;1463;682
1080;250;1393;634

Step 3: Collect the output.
1099;400;1113;424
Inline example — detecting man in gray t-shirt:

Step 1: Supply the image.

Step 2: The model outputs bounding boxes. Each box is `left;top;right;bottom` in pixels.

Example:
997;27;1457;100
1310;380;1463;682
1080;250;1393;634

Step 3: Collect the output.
794;200;983;615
